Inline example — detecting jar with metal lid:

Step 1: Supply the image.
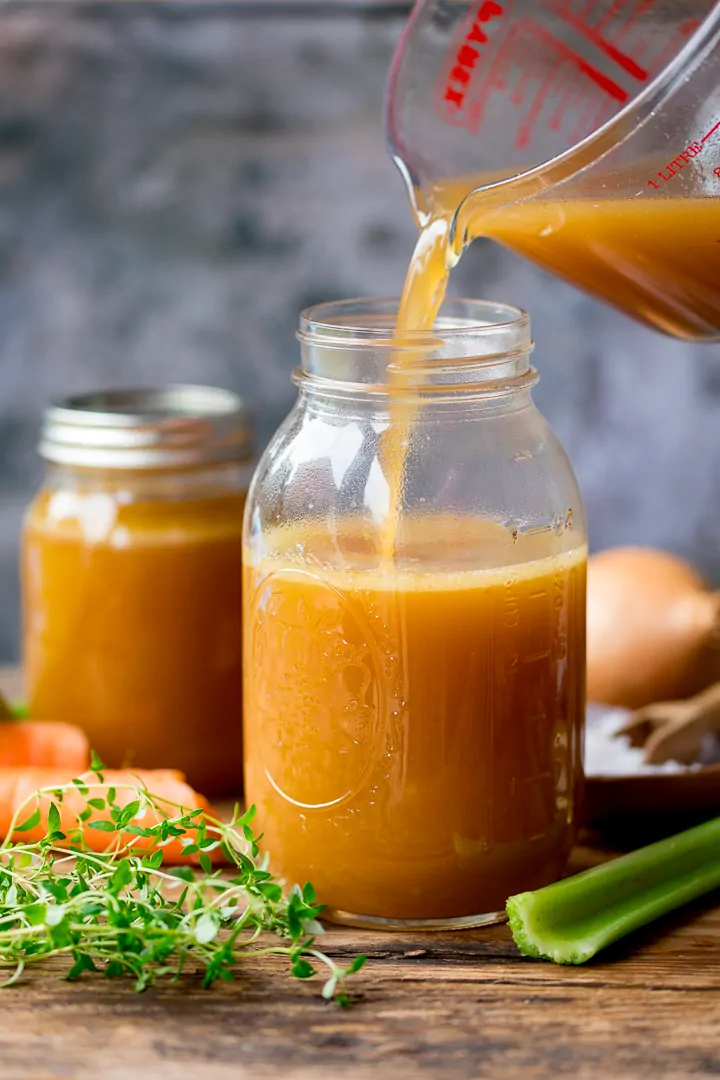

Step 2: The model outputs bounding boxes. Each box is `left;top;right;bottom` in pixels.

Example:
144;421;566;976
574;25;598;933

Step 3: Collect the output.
243;299;586;928
22;386;253;797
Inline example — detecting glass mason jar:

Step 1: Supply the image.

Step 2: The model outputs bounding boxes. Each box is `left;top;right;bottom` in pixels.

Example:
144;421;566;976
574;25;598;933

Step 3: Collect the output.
23;386;253;797
243;299;587;929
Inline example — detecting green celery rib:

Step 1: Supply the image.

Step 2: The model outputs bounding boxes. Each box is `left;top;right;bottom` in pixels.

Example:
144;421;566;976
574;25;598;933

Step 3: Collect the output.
506;815;720;964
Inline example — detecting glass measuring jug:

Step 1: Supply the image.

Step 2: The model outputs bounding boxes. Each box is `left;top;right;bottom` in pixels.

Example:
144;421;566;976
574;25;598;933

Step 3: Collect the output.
386;0;720;341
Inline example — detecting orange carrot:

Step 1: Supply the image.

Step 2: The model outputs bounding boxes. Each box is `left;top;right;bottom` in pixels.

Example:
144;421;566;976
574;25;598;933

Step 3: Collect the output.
0;768;219;865
0;721;90;771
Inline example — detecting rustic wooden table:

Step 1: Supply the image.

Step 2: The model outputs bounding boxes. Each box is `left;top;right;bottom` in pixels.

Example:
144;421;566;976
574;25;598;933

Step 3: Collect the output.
1;669;719;1080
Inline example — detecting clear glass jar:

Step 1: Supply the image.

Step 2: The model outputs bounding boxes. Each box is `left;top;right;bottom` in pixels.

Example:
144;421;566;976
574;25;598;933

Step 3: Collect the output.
23;386;253;797
243;299;587;929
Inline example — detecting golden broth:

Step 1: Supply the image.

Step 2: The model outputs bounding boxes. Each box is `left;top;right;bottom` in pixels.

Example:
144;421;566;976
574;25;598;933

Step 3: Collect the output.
244;519;586;920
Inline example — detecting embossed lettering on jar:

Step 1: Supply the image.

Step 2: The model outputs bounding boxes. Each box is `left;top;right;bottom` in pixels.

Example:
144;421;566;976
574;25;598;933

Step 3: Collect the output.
243;300;587;928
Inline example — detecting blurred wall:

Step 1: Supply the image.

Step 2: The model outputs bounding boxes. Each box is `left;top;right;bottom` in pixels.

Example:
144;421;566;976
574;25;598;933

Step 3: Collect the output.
0;1;719;660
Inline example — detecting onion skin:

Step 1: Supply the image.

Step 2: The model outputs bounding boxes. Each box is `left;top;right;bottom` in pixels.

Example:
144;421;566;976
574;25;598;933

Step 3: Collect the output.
587;547;720;709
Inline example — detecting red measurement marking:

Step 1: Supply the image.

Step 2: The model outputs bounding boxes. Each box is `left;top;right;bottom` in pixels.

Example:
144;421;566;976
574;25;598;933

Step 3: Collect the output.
570;89;613;143
548;68;582;132
596;0;628;35
467;20;521;134
587;96;615;140
609;0;655;47
645;19;702;82
570;91;600;143
647;123;719;189
702;120;720;144
551;2;649;80
441;1;506;113
530;20;628;103
516;57;558;149
492;30;514;92
509;36;536;105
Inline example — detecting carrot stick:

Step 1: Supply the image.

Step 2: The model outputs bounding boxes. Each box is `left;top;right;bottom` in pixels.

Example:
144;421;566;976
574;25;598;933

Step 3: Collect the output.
0;768;219;865
0;722;90;771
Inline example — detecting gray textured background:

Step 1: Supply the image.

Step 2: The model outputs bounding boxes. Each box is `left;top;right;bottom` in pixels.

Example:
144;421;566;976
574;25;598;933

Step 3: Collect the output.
0;1;719;661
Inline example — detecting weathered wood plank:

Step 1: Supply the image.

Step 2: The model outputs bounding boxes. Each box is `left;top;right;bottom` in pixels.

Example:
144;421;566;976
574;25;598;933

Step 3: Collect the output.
0;665;718;1078
0;906;719;1080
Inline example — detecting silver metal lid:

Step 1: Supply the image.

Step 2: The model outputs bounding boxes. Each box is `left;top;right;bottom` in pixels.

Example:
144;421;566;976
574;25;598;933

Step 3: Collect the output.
40;386;254;470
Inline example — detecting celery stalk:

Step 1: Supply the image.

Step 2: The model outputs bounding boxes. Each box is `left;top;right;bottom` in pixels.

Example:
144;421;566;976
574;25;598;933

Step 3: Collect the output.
506;815;720;964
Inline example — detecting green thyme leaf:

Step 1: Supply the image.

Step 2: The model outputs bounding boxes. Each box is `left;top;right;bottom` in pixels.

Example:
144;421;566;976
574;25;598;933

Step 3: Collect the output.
194;913;220;945
47;804;61;836
67;953;98;981
109;860;132;895
302;882;316;904
0;764;365;1004
24;903;46;926
14;809;41;834
169;867;195;884
87;820;116;833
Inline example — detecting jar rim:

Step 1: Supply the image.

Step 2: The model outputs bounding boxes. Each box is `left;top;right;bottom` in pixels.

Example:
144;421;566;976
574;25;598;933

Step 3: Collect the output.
39;385;254;471
298;297;530;346
296;297;534;393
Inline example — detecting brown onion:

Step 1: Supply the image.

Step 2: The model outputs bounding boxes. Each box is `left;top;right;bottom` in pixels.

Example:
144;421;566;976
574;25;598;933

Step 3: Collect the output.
587;546;720;709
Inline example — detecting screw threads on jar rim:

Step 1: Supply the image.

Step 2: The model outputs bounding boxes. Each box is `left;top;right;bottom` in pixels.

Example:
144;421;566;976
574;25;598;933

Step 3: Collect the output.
39;385;254;471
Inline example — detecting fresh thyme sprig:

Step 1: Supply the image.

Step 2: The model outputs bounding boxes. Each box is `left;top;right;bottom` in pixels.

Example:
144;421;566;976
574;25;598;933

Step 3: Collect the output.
0;757;365;1002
